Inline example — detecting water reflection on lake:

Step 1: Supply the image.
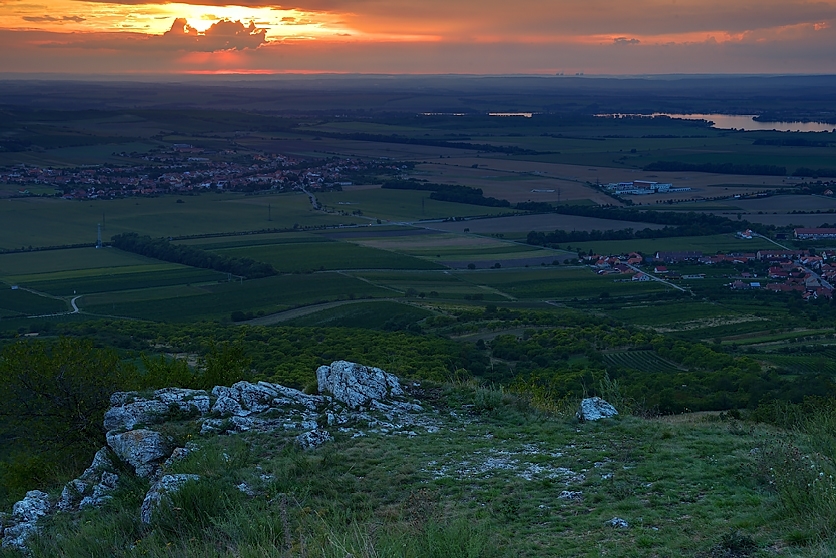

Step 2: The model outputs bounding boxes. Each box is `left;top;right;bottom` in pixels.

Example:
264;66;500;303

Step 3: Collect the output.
660;114;835;132
601;113;836;132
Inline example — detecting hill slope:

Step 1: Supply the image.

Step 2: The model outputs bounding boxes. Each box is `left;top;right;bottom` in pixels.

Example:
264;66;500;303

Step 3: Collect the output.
1;360;832;557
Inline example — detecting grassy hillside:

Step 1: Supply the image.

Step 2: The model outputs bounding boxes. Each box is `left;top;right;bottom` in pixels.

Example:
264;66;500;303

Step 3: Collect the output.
4;382;836;557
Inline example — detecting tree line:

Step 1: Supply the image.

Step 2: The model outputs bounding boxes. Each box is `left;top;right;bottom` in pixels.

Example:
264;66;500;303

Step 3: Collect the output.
525;205;772;246
111;232;277;279
643;161;787;176
382;180;511;207
299;131;546;155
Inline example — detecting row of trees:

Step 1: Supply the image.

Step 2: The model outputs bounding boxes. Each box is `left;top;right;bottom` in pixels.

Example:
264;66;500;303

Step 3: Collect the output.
301;130;544;155
643;161;787;176
111;232;277;279
524;204;775;247
382;180;511;207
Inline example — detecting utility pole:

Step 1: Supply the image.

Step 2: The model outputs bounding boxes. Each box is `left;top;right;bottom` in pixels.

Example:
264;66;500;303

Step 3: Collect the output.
96;224;102;249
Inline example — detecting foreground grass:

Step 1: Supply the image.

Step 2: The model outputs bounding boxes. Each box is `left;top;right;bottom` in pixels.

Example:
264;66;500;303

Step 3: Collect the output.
7;384;827;557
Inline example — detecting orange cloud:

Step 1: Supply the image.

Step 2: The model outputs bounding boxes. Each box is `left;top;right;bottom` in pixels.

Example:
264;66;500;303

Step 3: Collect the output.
1;0;836;74
162;17;266;50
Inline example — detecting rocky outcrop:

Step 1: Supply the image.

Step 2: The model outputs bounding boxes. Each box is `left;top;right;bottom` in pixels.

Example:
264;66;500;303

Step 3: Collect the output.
105;388;210;431
1;491;51;549
316;360;403;408
577;397;618;422
140;474;201;524
2;360;426;551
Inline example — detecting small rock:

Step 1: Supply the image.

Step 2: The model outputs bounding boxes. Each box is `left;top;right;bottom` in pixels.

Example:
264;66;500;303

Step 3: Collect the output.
2;491;51;549
57;479;88;512
608;517;629;528
296;429;333;450
83;447;115;480
12;491;50;524
237;482;256;496
558;491;583;501
140;474;200;524
576;397;618;421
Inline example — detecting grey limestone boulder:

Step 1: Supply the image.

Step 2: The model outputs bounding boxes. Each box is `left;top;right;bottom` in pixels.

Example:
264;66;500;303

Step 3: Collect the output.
140;474;200;524
105;388;211;431
316;361;403;408
106;429;170;478
211;395;246;416
577;397;618;422
104;399;170;431
1;491;51;549
58;447;119;512
232;381;278;413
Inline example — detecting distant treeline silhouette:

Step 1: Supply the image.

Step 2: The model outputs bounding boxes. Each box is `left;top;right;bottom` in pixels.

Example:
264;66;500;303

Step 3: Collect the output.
792;167;836;178
302;131;546;155
111;232;277;279
753;138;833;147
525;205;770;246
382;180;511;207
643;161;787;176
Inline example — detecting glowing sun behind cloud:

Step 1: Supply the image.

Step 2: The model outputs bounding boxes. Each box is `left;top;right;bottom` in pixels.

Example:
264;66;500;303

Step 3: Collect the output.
1;0;355;40
1;0;835;74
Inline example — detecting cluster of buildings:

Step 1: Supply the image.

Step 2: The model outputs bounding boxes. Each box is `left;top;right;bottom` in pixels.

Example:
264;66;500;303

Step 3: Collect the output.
604;180;692;195
794;228;836;240
583;246;836;300
742;250;836;300
0;147;404;201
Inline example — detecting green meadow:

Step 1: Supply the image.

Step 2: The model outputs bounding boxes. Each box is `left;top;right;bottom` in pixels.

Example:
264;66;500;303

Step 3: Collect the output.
212;240;443;272
0;193;345;250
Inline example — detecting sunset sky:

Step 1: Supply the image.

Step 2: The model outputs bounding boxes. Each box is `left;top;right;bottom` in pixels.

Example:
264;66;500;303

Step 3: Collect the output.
1;0;836;75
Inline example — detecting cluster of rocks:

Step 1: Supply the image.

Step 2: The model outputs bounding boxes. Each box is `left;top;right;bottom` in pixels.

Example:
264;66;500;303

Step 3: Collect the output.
0;360;423;550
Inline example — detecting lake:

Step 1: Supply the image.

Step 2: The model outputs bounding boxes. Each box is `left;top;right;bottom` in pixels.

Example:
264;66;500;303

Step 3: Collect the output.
600;113;836;132
659;114;836;132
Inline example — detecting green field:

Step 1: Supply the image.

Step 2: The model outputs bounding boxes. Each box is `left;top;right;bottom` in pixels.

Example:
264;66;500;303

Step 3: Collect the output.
21;267;227;297
458;267;672;299
350;270;506;301
0;193;347;250
0;248;160;278
759;350;836;375
284;300;433;329
720;329;836;346
0;286;66;317
82;272;393;321
317;188;520;221
607;301;742;327
213;240;443;272
176;232;327;249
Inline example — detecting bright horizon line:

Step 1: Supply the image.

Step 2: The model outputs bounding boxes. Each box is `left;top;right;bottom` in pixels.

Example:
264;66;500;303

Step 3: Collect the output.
2;71;836;79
